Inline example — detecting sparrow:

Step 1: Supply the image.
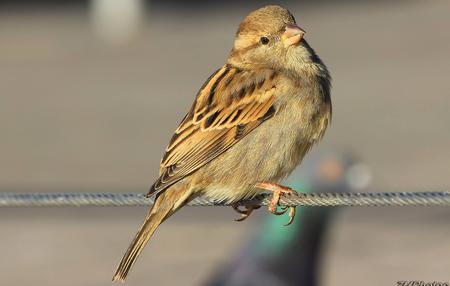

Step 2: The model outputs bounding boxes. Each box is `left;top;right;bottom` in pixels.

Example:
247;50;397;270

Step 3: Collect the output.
113;5;331;281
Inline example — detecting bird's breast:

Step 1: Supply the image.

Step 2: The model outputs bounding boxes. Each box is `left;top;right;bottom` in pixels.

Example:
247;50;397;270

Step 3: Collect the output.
271;79;331;170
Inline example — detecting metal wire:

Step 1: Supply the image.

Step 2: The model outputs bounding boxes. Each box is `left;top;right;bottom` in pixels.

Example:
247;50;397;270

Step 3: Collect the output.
0;191;449;208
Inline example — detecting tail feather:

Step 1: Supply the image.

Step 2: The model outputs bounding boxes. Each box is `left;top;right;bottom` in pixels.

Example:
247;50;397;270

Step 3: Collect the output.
112;192;175;282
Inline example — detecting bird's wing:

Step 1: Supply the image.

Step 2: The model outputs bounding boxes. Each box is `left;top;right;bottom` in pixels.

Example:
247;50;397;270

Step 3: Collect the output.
148;65;279;197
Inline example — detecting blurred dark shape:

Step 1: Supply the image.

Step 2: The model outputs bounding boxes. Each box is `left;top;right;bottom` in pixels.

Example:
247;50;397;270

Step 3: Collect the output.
205;150;371;286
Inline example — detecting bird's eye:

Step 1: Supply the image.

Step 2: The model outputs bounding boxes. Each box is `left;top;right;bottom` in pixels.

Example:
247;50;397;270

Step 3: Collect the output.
260;36;270;45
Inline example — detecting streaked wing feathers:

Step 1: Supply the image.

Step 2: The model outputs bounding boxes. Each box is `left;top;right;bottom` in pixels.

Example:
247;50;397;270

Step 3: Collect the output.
148;65;278;197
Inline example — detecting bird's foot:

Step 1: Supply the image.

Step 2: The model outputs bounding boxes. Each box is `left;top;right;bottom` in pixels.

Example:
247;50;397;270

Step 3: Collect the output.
232;204;260;222
255;182;297;226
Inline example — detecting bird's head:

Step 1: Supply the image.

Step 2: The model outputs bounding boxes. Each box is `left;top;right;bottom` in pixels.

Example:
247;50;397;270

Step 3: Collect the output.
228;5;315;72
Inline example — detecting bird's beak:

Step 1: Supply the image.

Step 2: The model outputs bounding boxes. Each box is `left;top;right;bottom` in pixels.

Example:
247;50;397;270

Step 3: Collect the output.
282;24;305;48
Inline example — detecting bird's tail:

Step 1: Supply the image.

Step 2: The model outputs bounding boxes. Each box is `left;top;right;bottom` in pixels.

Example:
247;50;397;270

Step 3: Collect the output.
112;189;191;282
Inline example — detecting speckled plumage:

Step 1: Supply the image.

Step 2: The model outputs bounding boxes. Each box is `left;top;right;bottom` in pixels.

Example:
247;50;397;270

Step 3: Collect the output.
113;5;331;281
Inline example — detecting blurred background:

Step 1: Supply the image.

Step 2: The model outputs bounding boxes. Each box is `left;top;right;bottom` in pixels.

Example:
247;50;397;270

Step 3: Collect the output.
0;0;449;285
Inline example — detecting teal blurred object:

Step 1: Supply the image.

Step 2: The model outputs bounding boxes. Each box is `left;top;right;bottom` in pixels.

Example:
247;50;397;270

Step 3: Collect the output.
205;149;371;286
256;183;310;259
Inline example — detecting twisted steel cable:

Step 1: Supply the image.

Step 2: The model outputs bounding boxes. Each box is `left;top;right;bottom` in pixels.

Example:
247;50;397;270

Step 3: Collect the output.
0;191;449;207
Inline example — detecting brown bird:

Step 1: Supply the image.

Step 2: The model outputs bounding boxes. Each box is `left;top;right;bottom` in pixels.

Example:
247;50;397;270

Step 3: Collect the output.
113;5;331;281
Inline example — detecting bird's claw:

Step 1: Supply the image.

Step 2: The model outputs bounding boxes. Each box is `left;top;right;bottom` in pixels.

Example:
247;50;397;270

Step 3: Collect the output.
284;207;296;226
255;182;297;226
268;203;288;215
232;204;260;222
